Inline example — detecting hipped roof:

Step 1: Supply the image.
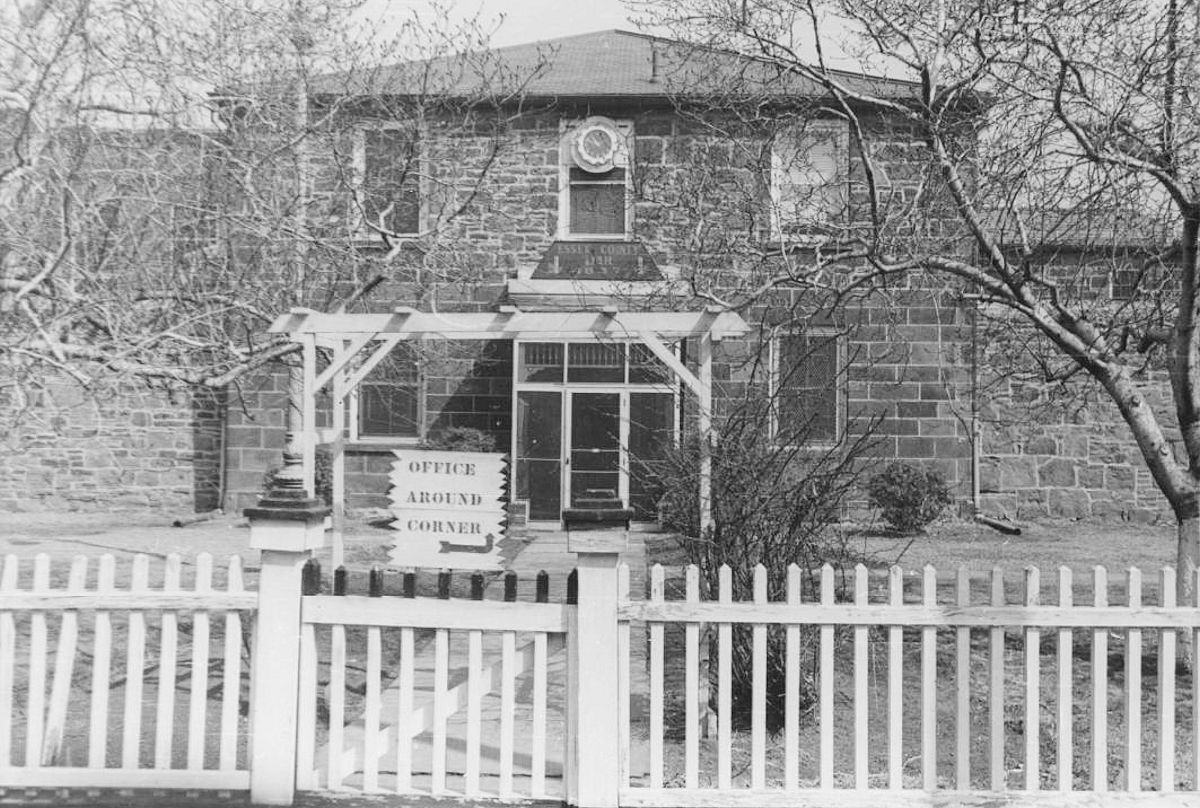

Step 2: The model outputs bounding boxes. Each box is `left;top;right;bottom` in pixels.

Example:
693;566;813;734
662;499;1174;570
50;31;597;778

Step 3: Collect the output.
306;29;918;103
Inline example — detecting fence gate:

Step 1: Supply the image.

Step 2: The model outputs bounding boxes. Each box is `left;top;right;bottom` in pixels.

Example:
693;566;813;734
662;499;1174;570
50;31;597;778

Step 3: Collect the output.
294;565;572;801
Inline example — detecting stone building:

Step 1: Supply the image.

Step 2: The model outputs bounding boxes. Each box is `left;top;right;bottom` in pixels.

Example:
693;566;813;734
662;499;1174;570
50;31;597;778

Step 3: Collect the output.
0;29;1171;523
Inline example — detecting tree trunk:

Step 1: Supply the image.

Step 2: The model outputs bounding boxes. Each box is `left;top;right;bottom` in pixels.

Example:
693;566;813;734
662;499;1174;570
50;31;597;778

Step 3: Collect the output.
1178;515;1200;667
1179;515;1200;608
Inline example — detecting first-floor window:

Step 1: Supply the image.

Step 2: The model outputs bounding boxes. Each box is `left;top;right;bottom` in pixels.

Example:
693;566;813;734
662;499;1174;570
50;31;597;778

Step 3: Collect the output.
773;332;841;443
357;344;421;439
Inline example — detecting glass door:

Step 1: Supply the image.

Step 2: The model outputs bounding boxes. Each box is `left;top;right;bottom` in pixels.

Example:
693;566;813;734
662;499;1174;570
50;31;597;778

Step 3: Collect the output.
568;392;621;507
628;392;675;519
515;391;562;521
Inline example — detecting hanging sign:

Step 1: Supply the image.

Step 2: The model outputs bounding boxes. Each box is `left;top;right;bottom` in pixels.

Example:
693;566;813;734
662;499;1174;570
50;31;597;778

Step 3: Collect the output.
387;449;508;570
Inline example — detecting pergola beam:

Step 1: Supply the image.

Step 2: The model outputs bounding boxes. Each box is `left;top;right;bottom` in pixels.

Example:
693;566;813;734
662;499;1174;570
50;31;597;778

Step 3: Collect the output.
271;309;750;341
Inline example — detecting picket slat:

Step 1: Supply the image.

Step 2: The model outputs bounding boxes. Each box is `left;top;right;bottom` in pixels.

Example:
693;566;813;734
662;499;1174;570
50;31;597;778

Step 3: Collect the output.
888;565;903;790
533;623;548;797
819;564;834;789
42;555;86;766
121;554;149;769
154;554;181;769
752;564;767;790
1024;567;1040;791
296;620;318;790
854;564;868;790
1160;567;1176;793
88;555;115;769
357;624;378;793
219;556;244;772
921;565;936;791
718;565;732;789
955;566;970;791
327;622;346;788
618;563;631;790
0;556;16;768
465;625;483;796
649;564;664;790
395;625;414;794
784;565;800;791
500;627;516;796
432;626;449;794
684;565;699;790
26;555;50;768
1127;568;1142;791
1093;566;1109;792
187;553;213;771
989;567;1004;791
1058;567;1074;793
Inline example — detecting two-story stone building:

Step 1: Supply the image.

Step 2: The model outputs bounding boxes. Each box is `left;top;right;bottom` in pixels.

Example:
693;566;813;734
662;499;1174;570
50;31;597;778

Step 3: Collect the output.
1;29;1171;524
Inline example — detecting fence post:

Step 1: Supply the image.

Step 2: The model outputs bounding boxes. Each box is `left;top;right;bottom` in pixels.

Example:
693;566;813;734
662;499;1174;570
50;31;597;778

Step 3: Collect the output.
567;528;625;808
245;440;329;806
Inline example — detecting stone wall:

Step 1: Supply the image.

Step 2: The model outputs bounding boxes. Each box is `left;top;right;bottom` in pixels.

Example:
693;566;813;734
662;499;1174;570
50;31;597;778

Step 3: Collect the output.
0;376;223;512
978;370;1172;523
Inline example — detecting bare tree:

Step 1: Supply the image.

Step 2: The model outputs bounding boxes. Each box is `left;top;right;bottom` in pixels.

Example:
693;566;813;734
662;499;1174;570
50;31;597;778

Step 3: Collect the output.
636;0;1200;597
0;0;547;405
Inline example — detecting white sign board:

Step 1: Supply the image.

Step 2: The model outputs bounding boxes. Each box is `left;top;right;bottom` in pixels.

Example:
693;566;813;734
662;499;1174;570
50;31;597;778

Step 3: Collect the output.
387;449;508;570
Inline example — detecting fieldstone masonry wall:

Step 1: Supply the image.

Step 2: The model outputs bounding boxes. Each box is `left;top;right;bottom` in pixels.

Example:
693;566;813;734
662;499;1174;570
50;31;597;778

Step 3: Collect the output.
0;377;222;512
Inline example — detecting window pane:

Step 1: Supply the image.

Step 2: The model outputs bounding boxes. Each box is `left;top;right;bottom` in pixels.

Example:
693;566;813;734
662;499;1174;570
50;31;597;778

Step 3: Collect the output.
359;384;419;437
358;344;420;437
567;342;624;383
519;342;564;383
777;334;838;442
629;342;673;384
570;179;626;235
363;128;420;234
772;123;847;234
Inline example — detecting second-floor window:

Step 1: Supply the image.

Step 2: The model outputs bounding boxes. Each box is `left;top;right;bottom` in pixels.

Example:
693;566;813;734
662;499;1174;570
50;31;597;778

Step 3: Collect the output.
770;120;848;241
357;126;421;238
560;117;631;239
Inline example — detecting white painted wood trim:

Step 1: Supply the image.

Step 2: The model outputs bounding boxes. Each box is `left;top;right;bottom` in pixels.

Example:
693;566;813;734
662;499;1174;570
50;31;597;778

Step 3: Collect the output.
302;596;570;632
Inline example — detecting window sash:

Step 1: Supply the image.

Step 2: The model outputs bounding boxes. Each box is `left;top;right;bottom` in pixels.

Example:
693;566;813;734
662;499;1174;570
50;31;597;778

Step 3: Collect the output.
774;333;841;443
359;127;421;237
770;121;848;239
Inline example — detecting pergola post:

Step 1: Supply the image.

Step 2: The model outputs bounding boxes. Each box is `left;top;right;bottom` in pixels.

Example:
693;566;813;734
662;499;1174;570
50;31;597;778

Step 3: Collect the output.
697;332;713;534
300;332;318;498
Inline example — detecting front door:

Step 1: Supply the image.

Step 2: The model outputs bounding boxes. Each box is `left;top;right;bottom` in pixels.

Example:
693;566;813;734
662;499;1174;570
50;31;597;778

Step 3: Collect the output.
513;341;678;523
568;392;621;507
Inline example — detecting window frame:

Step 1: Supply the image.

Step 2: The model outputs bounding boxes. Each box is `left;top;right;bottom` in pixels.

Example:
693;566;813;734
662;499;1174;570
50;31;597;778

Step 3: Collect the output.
770;329;844;447
557;118;634;241
768;119;850;243
348;343;425;444
352;122;424;241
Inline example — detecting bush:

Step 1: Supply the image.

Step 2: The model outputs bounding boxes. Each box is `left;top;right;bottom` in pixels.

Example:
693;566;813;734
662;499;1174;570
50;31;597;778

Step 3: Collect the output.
656;394;885;731
866;462;953;534
420;426;497;453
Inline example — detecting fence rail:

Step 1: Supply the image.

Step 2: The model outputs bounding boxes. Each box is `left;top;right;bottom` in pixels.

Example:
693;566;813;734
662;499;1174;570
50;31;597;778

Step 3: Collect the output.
619;561;1198;806
0;552;253;792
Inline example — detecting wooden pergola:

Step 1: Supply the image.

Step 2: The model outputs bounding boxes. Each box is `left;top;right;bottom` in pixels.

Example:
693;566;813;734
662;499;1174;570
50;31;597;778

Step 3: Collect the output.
270;304;752;564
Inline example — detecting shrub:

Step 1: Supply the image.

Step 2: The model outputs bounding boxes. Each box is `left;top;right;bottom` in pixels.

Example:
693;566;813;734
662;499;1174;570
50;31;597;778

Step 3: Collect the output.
656;393;885;731
866;462;953;534
421;426;497;453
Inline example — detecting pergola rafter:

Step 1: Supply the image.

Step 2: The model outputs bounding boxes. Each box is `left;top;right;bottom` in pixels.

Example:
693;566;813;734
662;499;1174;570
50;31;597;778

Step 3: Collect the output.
269;305;752;564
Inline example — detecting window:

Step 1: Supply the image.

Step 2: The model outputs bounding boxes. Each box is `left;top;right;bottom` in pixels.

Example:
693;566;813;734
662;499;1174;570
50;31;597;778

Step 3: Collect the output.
356;126;421;238
773;332;841;443
770;120;848;240
356;344;421;439
559;117;631;238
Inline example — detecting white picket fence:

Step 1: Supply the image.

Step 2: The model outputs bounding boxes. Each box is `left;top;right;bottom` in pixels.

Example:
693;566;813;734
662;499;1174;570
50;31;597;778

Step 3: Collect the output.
0;552;254;791
295;579;569;799
5;540;1200;808
619;561;1200;807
